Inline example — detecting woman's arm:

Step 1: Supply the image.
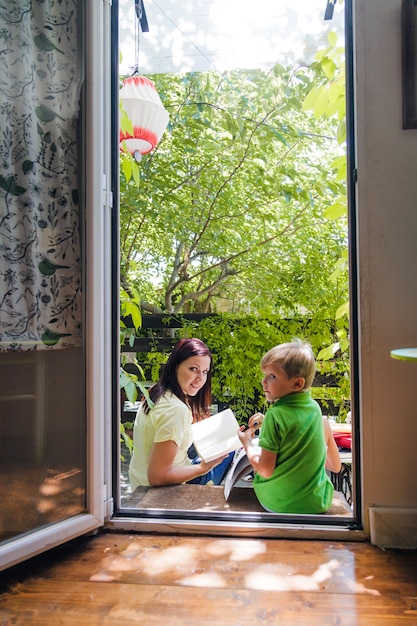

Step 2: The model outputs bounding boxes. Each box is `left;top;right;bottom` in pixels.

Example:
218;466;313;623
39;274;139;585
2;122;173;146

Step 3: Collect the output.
147;440;227;486
322;417;342;473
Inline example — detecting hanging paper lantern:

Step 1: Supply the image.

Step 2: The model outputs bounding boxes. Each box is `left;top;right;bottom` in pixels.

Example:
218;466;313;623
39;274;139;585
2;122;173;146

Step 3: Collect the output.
120;75;169;160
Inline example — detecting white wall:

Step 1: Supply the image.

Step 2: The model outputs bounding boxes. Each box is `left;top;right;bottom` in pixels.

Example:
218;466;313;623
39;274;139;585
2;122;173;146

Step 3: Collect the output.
355;0;417;547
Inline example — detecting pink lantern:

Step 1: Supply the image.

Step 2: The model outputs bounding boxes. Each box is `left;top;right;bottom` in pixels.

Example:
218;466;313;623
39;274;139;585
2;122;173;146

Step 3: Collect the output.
119;75;169;160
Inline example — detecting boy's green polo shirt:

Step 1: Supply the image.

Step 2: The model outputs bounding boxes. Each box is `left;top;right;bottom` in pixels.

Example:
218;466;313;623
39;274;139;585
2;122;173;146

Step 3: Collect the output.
254;391;334;514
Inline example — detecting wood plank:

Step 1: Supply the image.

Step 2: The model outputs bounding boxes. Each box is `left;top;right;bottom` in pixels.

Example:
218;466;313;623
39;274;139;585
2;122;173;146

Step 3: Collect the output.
0;579;416;625
1;533;417;624
3;534;417;593
122;484;353;516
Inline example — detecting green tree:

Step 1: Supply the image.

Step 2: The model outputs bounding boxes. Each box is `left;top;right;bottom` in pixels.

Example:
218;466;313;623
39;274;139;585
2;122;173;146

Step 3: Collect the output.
120;36;348;319
119;33;351;423
302;30;350;363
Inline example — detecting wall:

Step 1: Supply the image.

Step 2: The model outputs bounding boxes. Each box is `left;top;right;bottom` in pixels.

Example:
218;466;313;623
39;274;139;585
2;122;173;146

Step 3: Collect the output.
355;0;417;547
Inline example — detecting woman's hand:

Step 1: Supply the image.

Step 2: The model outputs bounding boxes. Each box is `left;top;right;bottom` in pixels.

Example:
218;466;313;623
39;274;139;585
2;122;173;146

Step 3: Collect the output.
198;454;228;474
147;440;228;486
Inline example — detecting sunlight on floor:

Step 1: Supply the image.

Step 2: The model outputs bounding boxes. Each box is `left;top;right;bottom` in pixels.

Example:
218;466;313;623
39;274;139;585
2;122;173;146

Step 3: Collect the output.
205;539;267;561
89;537;380;596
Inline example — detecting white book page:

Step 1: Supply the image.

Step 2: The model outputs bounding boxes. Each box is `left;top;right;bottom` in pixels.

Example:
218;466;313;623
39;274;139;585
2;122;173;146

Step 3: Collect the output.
191;408;241;462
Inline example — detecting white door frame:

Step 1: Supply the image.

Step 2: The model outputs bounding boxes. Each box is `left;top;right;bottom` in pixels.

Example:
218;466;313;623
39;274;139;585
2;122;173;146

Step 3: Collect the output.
0;0;113;571
107;0;364;541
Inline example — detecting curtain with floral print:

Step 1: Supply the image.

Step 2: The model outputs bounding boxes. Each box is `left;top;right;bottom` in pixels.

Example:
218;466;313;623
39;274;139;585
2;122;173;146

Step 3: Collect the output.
0;0;83;351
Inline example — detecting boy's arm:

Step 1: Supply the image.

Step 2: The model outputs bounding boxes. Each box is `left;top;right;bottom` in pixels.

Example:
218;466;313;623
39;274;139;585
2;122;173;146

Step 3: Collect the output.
322;417;342;473
238;428;277;478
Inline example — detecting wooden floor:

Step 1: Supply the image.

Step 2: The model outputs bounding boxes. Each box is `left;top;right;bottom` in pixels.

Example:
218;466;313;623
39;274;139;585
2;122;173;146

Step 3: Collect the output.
1;532;417;624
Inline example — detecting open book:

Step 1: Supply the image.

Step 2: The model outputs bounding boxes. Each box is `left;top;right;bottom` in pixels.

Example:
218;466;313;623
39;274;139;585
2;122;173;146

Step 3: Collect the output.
223;437;260;500
191;408;242;463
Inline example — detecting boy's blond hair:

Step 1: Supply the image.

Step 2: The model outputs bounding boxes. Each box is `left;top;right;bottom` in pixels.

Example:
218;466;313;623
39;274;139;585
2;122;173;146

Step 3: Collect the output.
260;339;316;390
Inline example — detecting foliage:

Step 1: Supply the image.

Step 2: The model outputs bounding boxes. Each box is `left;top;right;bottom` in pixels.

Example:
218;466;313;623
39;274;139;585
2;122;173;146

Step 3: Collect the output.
120;285;147;404
120;285;142;349
119;32;351;426
302;31;350;366
120;421;134;460
198;314;350;421
119;33;348;320
131;312;350;423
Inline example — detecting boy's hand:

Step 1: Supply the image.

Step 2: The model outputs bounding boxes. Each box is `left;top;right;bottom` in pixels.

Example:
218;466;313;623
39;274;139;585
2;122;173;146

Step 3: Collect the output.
248;412;264;429
237;412;264;449
237;425;254;447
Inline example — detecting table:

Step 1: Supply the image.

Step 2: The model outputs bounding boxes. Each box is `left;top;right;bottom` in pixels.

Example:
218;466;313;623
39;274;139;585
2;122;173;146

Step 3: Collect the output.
328;422;352;506
390;348;417;361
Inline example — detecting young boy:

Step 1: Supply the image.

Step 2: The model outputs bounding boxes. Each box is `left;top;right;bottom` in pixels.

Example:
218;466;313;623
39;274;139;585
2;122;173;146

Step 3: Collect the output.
237;340;334;514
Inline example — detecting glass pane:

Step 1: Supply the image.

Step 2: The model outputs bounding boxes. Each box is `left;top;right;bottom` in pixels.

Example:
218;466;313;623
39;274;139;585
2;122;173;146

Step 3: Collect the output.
0;1;86;544
0;350;85;542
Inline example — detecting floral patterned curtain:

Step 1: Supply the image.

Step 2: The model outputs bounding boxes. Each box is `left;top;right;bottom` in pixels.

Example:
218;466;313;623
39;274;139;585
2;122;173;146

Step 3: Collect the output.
0;0;83;351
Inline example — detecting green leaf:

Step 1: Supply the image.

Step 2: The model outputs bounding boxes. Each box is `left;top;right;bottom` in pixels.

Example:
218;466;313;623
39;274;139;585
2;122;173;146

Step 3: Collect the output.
324;202;346;220
318;342;340;360
328;31;338;48
336;301;350;319
120;370;138;403
252;158;267;170
321;57;336;81
121;156;132;183
132;162;141;185
124;380;137;403
120;107;134;136
337;119;346;145
302;86;320;112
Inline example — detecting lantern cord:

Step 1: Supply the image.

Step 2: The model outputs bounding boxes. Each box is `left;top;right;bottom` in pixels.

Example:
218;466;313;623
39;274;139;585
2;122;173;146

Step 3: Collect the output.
133;7;140;74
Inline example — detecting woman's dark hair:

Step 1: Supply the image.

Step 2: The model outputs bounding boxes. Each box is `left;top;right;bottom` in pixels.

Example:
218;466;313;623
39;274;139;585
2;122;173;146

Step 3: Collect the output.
142;338;212;419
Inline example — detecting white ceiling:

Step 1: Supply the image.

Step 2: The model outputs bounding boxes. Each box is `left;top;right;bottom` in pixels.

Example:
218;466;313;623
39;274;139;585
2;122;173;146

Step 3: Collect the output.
119;0;345;76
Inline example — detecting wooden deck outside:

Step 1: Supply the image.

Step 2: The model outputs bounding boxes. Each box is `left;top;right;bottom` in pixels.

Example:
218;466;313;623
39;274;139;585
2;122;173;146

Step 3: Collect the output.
1;531;417;624
122;484;353;516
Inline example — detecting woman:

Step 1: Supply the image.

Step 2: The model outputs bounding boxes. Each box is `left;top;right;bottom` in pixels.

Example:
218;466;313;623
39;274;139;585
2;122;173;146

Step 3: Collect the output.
129;338;233;490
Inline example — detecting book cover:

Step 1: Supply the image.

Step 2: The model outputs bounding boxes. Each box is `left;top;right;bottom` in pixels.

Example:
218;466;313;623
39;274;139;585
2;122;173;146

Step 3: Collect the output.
223;438;259;501
191;408;242;463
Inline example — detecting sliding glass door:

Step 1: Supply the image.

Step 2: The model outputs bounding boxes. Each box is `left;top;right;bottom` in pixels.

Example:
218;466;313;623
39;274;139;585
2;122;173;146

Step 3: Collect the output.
0;0;112;570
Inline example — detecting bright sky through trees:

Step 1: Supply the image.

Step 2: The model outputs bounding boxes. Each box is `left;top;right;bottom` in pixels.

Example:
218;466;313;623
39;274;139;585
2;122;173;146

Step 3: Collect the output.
119;0;344;75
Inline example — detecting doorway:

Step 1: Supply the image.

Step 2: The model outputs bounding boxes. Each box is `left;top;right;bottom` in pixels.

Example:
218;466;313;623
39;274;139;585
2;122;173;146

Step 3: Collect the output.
113;0;361;535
